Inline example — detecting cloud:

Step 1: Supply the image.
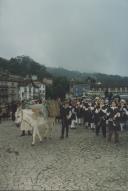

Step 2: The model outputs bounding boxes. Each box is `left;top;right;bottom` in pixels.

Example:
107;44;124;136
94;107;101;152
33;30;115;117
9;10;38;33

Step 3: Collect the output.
0;0;128;76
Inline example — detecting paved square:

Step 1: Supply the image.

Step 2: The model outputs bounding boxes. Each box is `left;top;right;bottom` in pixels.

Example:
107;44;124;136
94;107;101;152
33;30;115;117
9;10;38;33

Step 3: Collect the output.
0;121;128;190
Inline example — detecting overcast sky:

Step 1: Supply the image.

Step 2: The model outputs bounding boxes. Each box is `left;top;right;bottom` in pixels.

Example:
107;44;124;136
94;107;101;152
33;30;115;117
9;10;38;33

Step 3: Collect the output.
0;0;128;76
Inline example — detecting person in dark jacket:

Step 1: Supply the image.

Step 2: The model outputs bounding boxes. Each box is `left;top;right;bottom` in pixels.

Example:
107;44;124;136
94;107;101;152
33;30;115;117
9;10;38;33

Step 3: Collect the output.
107;102;120;143
99;105;107;138
60;103;70;139
89;103;95;130
83;103;90;128
94;105;101;136
76;104;83;126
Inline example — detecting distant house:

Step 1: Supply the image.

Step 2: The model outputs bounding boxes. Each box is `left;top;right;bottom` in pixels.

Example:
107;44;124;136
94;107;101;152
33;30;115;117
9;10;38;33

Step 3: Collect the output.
90;84;128;96
19;80;46;101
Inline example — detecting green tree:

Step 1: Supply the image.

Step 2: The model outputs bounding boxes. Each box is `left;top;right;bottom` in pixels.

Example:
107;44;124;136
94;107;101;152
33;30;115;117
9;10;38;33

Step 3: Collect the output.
46;77;69;99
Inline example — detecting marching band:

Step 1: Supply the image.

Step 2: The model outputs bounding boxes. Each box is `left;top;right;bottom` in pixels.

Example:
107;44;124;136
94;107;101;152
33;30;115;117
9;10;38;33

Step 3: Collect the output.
60;98;128;143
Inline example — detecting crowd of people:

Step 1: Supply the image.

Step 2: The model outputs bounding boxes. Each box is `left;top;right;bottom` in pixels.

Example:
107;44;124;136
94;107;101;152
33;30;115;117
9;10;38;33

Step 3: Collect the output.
0;97;128;144
60;97;128;143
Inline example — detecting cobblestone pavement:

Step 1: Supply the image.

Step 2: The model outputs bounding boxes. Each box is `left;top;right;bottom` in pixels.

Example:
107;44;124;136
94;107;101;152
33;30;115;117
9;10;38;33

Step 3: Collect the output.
0;120;128;191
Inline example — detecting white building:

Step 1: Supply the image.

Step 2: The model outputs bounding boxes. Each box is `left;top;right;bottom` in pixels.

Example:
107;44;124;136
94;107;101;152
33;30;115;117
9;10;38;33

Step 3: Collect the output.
19;81;46;101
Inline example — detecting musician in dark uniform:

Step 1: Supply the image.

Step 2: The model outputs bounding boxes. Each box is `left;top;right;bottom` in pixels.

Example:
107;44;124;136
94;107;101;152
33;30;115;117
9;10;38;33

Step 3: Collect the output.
100;105;107;138
83;103;90;129
94;105;101;136
107;102;120;143
76;103;83;126
94;104;106;137
89;103;95;130
60;102;70;139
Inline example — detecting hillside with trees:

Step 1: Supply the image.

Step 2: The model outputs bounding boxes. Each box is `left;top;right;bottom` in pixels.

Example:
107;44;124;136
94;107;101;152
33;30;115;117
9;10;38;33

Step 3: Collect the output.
0;55;128;99
0;56;51;80
47;67;128;87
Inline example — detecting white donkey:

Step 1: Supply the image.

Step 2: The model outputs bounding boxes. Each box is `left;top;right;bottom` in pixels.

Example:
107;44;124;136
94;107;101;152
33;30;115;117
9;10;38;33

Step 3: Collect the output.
15;104;55;145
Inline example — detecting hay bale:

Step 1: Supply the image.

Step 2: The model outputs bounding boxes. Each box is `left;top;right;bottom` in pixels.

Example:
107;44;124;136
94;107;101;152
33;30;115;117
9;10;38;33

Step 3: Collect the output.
28;104;43;110
47;100;60;117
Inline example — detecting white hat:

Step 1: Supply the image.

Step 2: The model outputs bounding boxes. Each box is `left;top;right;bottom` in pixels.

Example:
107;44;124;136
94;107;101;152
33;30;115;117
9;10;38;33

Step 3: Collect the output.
121;99;126;103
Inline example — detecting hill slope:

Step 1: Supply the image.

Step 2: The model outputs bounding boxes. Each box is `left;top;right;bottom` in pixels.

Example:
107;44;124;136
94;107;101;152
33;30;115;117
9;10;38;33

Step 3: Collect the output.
0;56;128;87
0;56;51;80
46;67;128;87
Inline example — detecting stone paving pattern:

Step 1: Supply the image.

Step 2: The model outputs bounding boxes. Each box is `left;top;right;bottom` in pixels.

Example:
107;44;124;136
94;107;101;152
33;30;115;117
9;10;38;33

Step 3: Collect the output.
0;121;128;190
